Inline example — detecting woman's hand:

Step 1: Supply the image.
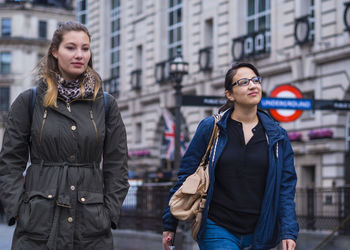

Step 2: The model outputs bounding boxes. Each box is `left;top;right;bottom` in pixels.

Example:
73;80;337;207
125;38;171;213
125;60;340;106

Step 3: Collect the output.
282;239;296;250
162;231;175;250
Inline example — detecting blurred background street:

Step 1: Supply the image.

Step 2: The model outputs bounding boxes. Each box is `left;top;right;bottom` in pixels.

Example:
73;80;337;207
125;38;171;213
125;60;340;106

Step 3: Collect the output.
1;0;350;249
0;223;14;250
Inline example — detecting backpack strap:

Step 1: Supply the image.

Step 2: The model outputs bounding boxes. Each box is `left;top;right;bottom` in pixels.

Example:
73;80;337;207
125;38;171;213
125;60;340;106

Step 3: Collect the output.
29;87;37;125
28;88;110;125
103;92;110;123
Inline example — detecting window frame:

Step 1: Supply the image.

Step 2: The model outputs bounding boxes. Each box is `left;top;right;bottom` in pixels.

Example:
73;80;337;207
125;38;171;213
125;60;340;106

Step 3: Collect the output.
168;0;183;59
246;0;271;34
1;18;11;37
0;86;10;112
77;0;88;25
0;52;11;74
38;20;47;39
346;113;350;151
110;0;121;80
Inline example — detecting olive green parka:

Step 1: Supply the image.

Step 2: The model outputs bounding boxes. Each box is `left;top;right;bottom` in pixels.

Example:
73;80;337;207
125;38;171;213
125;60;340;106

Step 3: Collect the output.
0;81;129;250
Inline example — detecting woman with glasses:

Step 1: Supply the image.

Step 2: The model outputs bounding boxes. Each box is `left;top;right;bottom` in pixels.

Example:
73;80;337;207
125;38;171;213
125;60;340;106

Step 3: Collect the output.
162;62;298;250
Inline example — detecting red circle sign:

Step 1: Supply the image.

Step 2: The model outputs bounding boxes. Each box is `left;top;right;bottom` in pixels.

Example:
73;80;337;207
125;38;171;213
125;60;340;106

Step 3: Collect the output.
269;85;303;122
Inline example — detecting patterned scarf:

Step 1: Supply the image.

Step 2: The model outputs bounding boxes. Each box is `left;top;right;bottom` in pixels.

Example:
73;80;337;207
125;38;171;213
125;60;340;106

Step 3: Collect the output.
57;70;95;103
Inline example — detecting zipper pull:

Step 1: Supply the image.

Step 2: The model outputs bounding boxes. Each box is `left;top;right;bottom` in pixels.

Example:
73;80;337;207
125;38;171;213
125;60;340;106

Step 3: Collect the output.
66;103;71;112
89;110;93;119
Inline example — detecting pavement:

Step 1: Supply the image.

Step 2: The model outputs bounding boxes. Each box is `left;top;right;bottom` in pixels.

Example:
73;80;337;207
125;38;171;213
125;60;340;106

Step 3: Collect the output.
0;223;14;250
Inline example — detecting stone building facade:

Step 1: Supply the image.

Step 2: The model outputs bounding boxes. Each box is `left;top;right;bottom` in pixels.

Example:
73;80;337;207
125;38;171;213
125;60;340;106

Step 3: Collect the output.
82;0;350;188
0;0;75;142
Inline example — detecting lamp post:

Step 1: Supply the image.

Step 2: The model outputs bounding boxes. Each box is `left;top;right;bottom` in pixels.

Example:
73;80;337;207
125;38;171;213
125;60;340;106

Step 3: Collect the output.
169;49;188;169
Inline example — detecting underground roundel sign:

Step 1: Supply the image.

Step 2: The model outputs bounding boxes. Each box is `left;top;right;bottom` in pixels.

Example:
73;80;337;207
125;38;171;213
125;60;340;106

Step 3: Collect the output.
269;85;303;122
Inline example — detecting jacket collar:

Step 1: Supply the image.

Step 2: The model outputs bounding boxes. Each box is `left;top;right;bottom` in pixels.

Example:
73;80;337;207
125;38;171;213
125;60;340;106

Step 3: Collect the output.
217;107;284;145
38;78;104;99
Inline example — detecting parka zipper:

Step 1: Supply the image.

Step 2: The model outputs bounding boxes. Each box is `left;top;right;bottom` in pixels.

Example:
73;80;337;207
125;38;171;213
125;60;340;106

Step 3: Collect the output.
66;102;71;112
265;133;279;161
39;109;48;144
89;110;98;144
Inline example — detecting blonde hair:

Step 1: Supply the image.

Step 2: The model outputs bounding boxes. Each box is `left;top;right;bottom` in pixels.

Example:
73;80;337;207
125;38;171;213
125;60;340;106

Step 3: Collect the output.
38;21;101;107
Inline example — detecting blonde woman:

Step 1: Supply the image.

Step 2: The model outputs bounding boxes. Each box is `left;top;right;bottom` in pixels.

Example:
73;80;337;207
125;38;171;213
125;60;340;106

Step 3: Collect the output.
0;21;129;250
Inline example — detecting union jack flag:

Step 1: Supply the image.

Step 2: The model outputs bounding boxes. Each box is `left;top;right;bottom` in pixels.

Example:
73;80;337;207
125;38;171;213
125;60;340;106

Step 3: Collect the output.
162;109;187;160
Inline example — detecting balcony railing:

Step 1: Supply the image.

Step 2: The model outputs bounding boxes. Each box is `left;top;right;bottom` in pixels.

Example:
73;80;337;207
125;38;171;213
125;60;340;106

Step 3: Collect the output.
103;77;119;95
154;60;170;84
344;2;350;32
198;46;213;72
130;69;142;90
232;29;271;61
294;14;315;45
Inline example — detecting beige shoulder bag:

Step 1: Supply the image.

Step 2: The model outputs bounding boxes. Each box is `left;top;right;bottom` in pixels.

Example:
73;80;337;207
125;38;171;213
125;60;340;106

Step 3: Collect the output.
169;114;220;240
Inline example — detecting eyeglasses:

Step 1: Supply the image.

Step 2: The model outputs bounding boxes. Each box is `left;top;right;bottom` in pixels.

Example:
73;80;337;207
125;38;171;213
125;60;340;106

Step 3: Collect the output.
232;76;262;87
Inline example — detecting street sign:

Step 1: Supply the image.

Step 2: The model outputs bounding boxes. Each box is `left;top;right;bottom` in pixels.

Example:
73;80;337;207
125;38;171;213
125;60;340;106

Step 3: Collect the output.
269;85;304;122
182;95;226;107
260;97;312;110
181;94;350;120
314;100;350;110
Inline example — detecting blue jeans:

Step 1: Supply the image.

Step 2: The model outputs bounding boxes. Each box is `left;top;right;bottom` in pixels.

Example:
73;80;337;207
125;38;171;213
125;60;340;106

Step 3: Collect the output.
197;219;253;250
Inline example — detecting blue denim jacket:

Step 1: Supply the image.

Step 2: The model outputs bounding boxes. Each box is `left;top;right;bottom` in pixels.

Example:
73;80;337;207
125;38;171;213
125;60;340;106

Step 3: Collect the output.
163;108;299;249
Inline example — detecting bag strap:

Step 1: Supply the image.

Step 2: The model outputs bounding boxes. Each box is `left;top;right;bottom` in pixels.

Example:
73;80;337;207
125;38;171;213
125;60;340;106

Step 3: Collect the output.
29;87;37;125
199;114;221;166
103;91;110;123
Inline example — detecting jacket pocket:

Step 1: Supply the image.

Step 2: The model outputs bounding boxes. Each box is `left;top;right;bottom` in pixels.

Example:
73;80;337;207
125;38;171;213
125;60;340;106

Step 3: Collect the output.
18;189;56;238
77;191;111;238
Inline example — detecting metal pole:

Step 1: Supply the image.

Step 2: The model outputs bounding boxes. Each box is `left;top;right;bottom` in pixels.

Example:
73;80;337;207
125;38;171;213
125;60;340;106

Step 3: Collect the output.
174;77;182;170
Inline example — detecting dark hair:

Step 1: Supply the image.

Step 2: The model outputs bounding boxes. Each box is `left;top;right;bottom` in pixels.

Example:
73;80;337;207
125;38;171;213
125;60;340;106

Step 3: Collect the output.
218;62;260;113
38;20;100;107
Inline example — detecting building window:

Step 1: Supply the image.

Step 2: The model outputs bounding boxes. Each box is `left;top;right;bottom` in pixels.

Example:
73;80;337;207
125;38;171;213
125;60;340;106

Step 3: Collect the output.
0;52;11;74
130;45;143;90
347;113;350;151
301;165;315;188
168;0;182;59
111;0;121;80
136;0;143;15
77;0;88;25
0;86;10;112
204;18;213;47
232;0;270;61
136;45;143;69
135;122;142;143
1;18;11;37
38;20;47;39
199;18;214;72
247;0;270;33
309;0;315;41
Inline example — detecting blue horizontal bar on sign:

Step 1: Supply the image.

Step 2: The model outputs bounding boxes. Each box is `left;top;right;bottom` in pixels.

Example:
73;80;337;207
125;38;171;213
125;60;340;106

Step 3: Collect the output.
260;98;313;110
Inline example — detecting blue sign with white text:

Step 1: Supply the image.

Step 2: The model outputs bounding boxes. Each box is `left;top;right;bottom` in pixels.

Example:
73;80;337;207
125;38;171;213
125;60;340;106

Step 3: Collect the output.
260;98;313;110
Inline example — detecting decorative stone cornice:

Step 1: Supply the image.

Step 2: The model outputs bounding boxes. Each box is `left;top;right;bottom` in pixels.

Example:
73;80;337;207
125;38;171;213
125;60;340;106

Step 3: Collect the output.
0;37;50;47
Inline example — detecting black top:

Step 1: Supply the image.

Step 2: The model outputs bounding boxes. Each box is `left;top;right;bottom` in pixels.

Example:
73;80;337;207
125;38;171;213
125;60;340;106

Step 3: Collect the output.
208;118;269;235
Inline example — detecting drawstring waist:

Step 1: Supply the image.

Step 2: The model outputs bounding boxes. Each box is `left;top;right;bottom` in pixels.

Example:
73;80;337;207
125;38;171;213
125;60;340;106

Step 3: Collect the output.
30;160;99;250
31;160;98;167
